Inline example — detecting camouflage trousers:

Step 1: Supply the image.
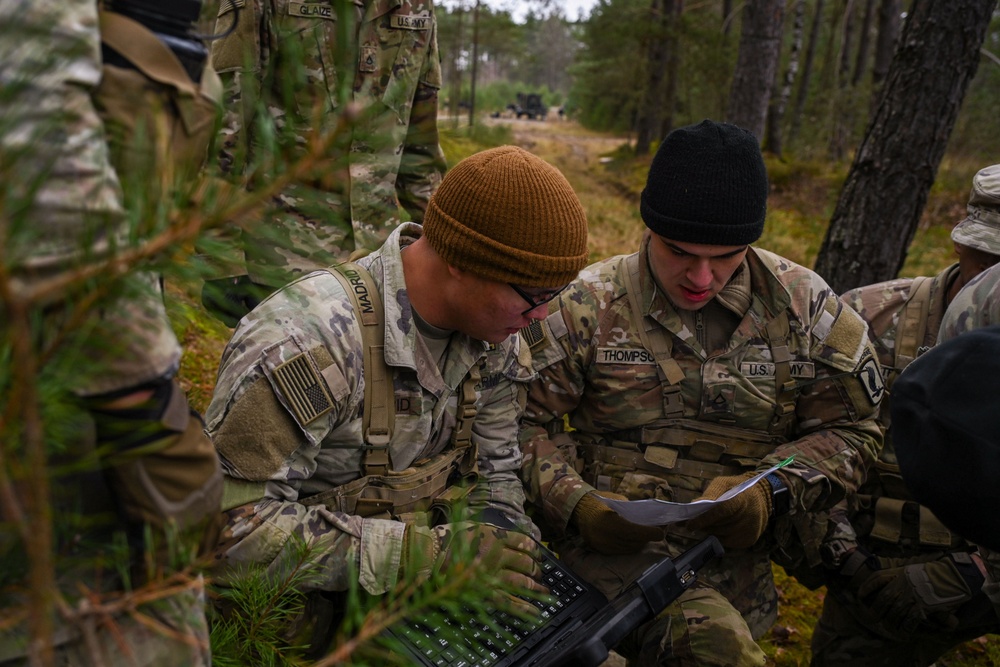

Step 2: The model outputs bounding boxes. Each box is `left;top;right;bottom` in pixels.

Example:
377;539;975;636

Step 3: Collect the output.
810;585;999;666
554;536;769;667
0;580;210;667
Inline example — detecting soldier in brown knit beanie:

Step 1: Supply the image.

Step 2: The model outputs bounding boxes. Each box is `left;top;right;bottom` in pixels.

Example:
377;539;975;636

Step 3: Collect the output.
423;145;589;287
406;144;590;342
205;144;589;657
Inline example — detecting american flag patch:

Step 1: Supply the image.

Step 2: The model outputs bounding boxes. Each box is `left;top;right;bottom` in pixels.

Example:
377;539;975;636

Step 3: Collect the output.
520;320;546;349
273;353;333;425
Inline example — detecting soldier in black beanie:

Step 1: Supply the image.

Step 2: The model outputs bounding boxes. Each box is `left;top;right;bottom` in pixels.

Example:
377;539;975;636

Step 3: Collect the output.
518;119;883;665
641;119;768;247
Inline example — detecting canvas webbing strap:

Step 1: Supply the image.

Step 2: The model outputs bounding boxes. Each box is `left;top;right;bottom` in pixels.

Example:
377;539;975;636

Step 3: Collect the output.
327;263;394;476
894;276;933;372
764;312;796;430
620;252;685;418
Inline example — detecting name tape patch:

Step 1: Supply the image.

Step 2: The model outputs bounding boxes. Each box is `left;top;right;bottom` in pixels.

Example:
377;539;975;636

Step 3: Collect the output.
392;14;432;30
288;2;335;19
740;361;816;379
596;347;655;365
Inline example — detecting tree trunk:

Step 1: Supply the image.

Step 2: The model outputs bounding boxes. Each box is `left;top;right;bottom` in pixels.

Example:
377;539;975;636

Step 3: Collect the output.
851;0;876;86
727;0;786;139
828;0;856;160
870;0;902;111
723;0;736;36
635;0;670;155
765;0;806;157
469;1;480;127
788;0;825;147
449;3;465;122
813;0;995;294
659;0;684;139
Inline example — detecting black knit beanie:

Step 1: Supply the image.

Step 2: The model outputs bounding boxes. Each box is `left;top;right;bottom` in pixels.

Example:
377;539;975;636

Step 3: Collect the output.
640;120;768;246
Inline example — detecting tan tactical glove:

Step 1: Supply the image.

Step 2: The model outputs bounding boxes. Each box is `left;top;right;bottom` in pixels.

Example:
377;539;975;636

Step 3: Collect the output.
571;491;664;555
685;472;772;549
400;521;546;612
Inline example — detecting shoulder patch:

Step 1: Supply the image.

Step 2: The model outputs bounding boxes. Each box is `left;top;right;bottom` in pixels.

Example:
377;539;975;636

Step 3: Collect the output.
521;319;546;350
272;353;334;426
856;353;886;406
816;301;867;363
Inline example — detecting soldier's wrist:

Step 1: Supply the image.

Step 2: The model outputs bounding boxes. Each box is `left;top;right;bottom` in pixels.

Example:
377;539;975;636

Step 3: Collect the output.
765;472;790;518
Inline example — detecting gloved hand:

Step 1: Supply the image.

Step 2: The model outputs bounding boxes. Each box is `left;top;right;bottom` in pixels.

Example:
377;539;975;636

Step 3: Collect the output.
684;472;772;549
571;491;664;555
856;554;983;632
400;521;546;612
201;275;267;327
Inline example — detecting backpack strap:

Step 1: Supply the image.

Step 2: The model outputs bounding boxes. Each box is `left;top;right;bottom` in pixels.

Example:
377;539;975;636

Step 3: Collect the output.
894;276;933;372
327;263;394;476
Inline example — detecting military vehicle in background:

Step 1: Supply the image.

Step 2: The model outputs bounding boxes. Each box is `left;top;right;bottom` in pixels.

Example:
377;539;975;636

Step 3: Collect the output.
508;92;548;120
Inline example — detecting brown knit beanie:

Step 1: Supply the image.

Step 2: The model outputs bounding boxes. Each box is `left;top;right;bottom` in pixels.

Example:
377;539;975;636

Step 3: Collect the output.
422;146;589;287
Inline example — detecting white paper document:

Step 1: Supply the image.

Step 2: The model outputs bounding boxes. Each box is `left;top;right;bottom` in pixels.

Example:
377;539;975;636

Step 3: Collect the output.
598;456;795;526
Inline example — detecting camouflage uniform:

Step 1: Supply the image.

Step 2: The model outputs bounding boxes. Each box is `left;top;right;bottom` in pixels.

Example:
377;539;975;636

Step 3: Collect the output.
206;223;535;597
0;0;221;664
938;262;1000;622
209;0;447;290
805;265;999;666
519;233;883;666
939;262;1000;341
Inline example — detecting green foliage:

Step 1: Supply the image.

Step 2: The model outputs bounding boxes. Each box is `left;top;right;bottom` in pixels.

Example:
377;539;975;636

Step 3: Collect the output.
209;538;320;667
566;0;647;132
207;507;546;666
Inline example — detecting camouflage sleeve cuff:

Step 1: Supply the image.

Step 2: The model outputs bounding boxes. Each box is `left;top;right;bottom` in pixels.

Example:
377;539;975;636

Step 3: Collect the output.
358;518;407;595
546;477;595;533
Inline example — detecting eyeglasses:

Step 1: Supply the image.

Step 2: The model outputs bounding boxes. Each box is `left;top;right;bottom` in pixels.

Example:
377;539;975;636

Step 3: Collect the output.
509;283;569;316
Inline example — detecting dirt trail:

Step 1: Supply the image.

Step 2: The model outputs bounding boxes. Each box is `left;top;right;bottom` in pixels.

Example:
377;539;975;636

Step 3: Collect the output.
490;116;629;186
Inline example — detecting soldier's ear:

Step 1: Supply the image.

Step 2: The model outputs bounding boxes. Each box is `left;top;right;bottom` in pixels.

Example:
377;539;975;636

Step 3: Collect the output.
446;263;477;284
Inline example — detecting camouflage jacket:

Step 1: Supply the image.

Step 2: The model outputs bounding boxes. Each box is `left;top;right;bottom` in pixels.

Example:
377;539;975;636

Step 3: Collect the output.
819;264;969;564
210;0;446;285
937;263;1000;611
2;0;125;273
518;235;883;620
205;223;536;595
939;261;1000;340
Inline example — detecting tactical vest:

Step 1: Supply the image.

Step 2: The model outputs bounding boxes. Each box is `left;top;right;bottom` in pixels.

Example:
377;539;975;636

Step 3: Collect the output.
569;252;793;503
220;263;481;525
864;275;957;550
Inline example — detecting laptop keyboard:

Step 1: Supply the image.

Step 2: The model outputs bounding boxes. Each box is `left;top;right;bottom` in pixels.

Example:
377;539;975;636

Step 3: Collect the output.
392;554;589;667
